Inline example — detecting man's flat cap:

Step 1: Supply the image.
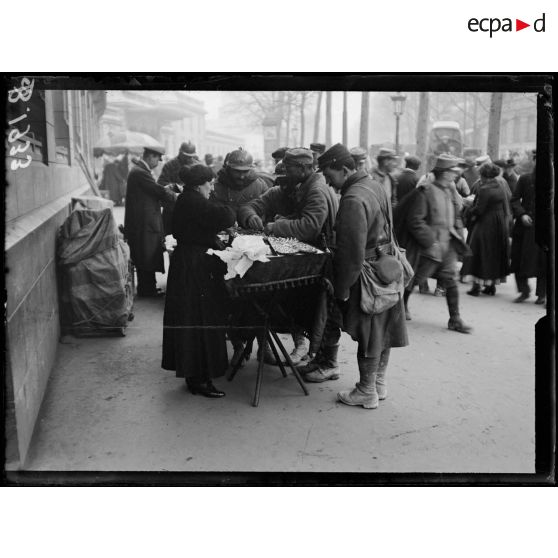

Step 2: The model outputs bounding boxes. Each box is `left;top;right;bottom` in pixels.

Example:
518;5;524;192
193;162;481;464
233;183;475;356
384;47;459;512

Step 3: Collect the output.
309;142;326;154
377;147;397;159
349;146;368;161
283;147;314;166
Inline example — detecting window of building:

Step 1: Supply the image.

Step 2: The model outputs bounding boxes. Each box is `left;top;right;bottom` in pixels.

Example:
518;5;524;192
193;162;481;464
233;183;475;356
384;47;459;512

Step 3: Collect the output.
6;88;48;165
52;90;70;165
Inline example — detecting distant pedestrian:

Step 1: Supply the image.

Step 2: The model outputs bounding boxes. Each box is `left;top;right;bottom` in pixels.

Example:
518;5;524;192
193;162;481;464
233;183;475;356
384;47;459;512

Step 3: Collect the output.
494;158;519;196
396;155;421;201
510;154;546;304
461;162;510;296
349;146;370;173
370;147;399;210
394;155;472;333
158;141;199;236
462;157;480;190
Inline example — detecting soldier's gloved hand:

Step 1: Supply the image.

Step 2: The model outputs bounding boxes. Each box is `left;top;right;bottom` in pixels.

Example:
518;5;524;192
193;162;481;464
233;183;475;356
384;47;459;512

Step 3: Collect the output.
247;215;264;230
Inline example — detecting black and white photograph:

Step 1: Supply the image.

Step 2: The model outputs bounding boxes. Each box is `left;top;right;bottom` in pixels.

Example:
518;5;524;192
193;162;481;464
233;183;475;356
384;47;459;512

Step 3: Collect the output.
3;74;553;483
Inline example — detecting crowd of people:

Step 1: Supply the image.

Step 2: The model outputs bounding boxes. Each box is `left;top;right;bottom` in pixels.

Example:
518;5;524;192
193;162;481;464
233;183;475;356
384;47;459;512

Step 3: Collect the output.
120;138;546;407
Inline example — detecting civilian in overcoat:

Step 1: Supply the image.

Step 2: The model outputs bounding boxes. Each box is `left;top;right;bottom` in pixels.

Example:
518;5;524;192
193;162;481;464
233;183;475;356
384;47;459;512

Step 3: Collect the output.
124;147;177;297
510;165;546;303
162;164;236;398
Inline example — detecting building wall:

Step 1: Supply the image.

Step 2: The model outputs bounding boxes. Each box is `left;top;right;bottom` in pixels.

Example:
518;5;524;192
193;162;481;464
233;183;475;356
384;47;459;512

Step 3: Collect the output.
5;84;104;467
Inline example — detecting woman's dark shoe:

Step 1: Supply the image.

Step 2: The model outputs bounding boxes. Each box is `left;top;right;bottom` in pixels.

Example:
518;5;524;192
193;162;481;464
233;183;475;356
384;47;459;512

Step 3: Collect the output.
482;285;496;296
514;293;530;303
467;284;481;297
188;381;226;398
535;296;546;305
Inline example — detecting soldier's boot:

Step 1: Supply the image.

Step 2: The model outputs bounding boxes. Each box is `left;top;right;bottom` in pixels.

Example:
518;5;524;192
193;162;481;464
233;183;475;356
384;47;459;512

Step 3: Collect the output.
446;284;473;334
296;350;325;375
286;332;309;365
375;348;391;400
337;356;379;409
305;344;340;383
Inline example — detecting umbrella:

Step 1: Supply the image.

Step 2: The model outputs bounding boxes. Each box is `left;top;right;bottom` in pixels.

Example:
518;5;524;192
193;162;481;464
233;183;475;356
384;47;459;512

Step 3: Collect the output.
94;131;164;157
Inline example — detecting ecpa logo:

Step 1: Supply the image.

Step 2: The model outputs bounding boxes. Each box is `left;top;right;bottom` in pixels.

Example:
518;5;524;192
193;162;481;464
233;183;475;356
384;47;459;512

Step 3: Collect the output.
468;12;546;37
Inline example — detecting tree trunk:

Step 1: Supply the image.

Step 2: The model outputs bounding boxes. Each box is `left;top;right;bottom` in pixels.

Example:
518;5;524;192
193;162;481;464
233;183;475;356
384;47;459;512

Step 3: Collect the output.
325;91;332;147
359;91;369;149
300;92;306;146
313;91;322;142
415;91;429;174
487;92;504;160
463;92;468;145
472;93;479;147
342;91;348;145
285;100;291;146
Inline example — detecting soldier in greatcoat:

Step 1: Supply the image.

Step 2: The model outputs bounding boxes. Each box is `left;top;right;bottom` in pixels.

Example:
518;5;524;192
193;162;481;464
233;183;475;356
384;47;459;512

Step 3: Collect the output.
318;143;409;409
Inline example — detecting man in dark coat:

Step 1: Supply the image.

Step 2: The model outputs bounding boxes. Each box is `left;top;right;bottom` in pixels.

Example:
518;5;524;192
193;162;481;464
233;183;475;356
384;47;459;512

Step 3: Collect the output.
349;146;371;173
213;148;269;217
494;158;519;196
238;148;339;369
318;144;408;409
238;148;338;249
510;158;546;304
309;142;326;168
370;147;400;210
396;155;421;201
462;157;480;190
213;147;271;363
158;141;198;236
124;146;178;297
394;155;472;333
99;154;128;205
158;141;199;186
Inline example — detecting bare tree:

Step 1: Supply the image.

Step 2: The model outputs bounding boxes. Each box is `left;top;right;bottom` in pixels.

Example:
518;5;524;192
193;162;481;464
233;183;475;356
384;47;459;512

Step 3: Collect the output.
486;92;504;159
313;91;323;142
342;91;348;145
325;91;332;147
415;92;430;172
359;91;369;149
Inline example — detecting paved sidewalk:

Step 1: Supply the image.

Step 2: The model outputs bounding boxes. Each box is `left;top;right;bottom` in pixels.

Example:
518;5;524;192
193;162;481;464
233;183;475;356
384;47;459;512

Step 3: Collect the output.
20;275;541;474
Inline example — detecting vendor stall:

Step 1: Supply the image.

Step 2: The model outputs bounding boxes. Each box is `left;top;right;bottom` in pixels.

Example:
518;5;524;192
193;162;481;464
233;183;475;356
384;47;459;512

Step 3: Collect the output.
210;231;332;406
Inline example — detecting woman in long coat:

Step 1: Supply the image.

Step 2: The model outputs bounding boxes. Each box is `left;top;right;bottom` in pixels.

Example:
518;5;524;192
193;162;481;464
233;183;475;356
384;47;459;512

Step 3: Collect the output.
318;144;408;409
162;165;236;398
462;162;510;296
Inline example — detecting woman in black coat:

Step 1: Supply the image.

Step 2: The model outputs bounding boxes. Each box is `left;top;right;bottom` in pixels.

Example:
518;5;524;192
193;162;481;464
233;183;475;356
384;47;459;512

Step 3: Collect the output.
462;162;510;296
162;165;236;398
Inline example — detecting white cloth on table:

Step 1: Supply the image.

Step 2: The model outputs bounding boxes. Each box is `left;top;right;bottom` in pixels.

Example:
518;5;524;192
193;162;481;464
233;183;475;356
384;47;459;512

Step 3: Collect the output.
207;235;270;279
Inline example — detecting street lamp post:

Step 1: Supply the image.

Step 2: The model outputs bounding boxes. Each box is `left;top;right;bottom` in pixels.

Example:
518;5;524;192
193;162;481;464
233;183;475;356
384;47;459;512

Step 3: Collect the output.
390;92;407;155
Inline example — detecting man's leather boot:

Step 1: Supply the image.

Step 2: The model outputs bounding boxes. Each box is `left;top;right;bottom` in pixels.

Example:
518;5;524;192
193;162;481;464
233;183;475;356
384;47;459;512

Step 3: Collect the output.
305;344;340;383
337;356;379;409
